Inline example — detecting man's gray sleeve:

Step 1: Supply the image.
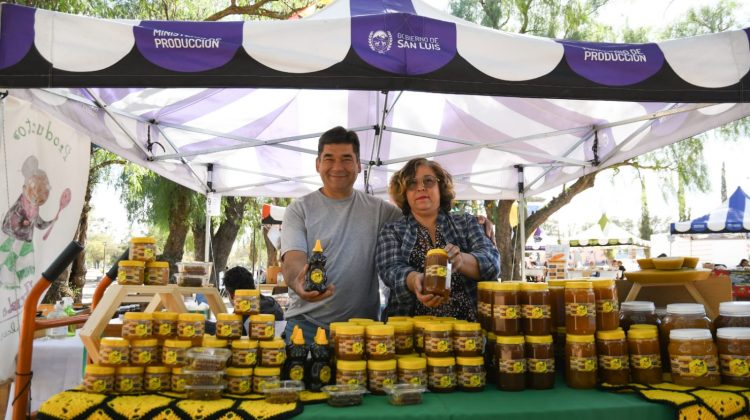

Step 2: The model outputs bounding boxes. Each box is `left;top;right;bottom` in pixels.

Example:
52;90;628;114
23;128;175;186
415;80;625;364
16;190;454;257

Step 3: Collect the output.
280;201;308;258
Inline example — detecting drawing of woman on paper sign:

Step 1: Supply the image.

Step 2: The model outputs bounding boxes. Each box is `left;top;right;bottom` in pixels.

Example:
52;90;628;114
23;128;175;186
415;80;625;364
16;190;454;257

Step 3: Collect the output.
0;155;71;288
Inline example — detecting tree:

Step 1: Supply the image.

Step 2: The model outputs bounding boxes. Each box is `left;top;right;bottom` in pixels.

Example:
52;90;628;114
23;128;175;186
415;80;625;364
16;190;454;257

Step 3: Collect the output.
721;162;728;203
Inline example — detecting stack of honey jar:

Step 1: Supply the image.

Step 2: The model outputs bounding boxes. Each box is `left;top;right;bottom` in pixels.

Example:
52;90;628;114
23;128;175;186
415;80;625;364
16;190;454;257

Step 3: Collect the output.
116;237;170;286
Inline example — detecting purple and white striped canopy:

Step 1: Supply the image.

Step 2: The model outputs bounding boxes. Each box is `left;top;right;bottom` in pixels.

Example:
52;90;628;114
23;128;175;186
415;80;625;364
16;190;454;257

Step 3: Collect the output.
3;1;750;198
671;187;750;234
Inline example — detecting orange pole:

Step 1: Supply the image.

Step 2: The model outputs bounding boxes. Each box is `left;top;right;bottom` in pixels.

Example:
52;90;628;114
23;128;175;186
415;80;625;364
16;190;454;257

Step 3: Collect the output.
91;275;113;310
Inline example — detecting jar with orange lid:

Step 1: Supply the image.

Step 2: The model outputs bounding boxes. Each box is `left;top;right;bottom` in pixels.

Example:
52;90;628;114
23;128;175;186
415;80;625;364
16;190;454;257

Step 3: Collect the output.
250;314;276;341
453;322;483;357
424;248;450;298
162;339;191;367
117;260;145;285
129;236;157;262
423;323;453;358
336;324;365;361
336;360;367;385
130;338;158;366
98;337;129;367
548;280;567;329
491;282;521;336
715;302;750;329
592;279;620;331
525;335;555;389
231;338;259;367
596;330;629;385
397;357;427;386
669;329;720;387
144;261;169;285
171;367;187;392
620;301;660;331
176;313;205;340
367;359;397;394
496;335;526;391
716;327;750;386
144;366;170;392
366;324;395;360
565;334;597;389
457;357;486;391
564;281;596;335
627;328;662;384
122;312;153;340
115;366;144;394
427;357;456;393
260;339;286;367
226;367;253;394
661;303;712;372
521;282;551;336
485;332;497;384
83;365;115;393
216;313;243;340
233;289;261;316
253;367;281;393
389;321;414;355
152;311;178;339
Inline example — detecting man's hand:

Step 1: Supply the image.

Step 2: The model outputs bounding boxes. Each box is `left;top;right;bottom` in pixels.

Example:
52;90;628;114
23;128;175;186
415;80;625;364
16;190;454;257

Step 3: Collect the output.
445;243;464;272
406;272;444;308
282;251;335;302
293;263;335;302
477;215;496;246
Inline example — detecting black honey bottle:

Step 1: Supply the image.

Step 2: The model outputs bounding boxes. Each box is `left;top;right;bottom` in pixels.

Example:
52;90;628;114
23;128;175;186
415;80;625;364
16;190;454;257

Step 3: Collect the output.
304;239;328;292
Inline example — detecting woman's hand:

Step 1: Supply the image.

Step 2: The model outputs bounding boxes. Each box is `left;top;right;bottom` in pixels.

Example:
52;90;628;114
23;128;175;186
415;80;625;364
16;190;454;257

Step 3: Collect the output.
407;272;444;308
445;243;464;272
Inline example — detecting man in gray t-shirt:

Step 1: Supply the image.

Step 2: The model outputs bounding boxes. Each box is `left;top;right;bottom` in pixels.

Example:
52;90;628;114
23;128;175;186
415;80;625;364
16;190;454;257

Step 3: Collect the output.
280;126;401;344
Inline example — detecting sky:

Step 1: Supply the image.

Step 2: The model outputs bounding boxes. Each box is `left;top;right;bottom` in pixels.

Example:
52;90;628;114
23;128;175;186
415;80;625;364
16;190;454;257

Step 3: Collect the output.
90;0;750;243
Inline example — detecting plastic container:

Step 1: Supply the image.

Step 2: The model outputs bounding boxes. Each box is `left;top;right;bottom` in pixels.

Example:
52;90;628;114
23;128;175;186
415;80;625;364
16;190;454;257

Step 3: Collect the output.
231;338;259;367
715;302;750;329
177;313;205;339
216;313;243;340
263;380;304;404
423;323;453;357
456;357;486;391
565;334;597;389
225;367;253;394
322;384;367;407
130;338;158;366
176;261;213;276
259;339;287;367
336;360;367;386
98;337;129;367
424;248;450;298
253;367;281;393
144;261;170;285
389;321;415;355
114;366;144;394
117;260;145;285
453;322;483;357
668;328;720;387
525;335;555;389
129;237;156;262
521;282;552;336
144;366;170;392
366;324;395;360
564;281;596;336
250;314;276;341
427;357;456;392
183;369;224;386
175;273;210;287
122;312;153;340
153;311;178;339
83;365;115;393
620;301;660;331
186;347;231;370
184;384;225;400
367;359;397;395
592;279;620;331
162;339;192;367
233;289;261;315
397;357;427;386
383;383;426;406
716;327;750;386
335;324;365;361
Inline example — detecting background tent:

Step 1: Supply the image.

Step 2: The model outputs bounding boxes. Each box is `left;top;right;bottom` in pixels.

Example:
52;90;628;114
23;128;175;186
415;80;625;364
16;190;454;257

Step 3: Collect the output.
568;216;650;248
671;187;750;234
2;1;750;202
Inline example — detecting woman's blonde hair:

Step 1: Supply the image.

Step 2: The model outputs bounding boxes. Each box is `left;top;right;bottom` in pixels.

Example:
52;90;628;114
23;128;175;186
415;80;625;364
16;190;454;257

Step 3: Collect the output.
389;158;455;216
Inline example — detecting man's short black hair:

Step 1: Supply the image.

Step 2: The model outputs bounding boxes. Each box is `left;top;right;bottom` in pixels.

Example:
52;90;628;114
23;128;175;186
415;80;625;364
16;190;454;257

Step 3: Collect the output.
318;126;360;158
223;266;254;292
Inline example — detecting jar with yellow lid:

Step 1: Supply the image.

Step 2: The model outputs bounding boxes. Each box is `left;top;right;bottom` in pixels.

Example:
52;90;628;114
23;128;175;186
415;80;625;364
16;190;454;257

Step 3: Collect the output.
456;357;486;392
122;312;153;340
716;327;750;386
162;339;192;367
485;332;497;384
117;260;145;285
260;339;286;367
548;280;567;329
367;359;397;394
521;282;552;336
83;365;115;393
171;367;187;392
592;280;620;331
336;360;367;386
627;328;662;384
366;324;395;360
98;338;129;367
389;321;414;355
336;324;365;361
661;303;712;373
496;335;526;391
565;334;597;389
596;329;629;385
477;282;495;331
233;289;261;315
423;323;453;358
130;338;158;366
152;311;178;339
669;328;720;387
115;366;144;394
203;336;229;349
144;261;169;285
226;367;253;394
349;318;377;325
491;282;521;336
564;281;596;336
177;313;205;340
525;335;555;389
144;366;170;392
129;237;157;262
253;367;281;393
328;322;350;352
427;357;456;393
424;248;450;298
453;322;482;357
397;357;427;386
231;338;259;367
216;313;243;340
250;314;276;341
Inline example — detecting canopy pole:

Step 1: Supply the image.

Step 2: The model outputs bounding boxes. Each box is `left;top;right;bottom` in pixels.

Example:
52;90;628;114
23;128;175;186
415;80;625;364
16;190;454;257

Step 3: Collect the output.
205;164;213;263
366;91;389;195
517;165;526;281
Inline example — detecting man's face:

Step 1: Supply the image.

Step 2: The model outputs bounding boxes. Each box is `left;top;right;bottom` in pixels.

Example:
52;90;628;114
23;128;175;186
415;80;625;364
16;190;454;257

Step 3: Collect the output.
316;143;361;198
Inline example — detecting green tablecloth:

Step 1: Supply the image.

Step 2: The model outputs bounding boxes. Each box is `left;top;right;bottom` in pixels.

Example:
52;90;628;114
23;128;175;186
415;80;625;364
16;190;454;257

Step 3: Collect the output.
300;376;674;420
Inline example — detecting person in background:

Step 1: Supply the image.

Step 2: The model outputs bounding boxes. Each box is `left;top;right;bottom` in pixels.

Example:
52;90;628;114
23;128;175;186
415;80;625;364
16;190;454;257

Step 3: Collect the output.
224;266;283;335
617;260;626;279
739;259;749;268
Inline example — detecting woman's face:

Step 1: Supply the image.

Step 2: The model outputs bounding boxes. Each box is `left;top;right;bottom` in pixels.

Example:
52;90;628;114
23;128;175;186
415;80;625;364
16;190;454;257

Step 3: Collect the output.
405;164;441;218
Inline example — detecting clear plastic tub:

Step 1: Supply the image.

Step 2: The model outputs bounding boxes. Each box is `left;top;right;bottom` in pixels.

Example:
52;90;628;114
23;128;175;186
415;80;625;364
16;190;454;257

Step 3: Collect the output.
175;273;211;287
183;369;225;386
184;383;225;400
186;347;231;370
322;384;367;407
176;262;213;276
262;380;304;404
383;383;426;406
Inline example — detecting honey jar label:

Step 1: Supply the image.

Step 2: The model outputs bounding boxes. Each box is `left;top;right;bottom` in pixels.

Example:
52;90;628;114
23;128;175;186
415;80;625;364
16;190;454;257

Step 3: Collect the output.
528;358;555;373
137;351;152;364
134;324;149;336
565;303;596;318
670;355;719;377
164;350;177;365
238;380;251;393
522;304;551;319
147;377;161;390
218;325;232;337
236;300;251;313
310;268;324;284
92;379;107;393
320;366;331;383
117;271;126;282
264;325;274;338
108;350;123;364
598;355;628;371
462;338;478;351
182;325;195;337
346;377;362;385
596;300;620;313
275;352;286;364
158;323;172;336
351;341;364;354
416;335;424;349
494;305;521;319
478;302;490;316
144;248;155;259
290;365;305;381
408;375;425;385
119;378;133;392
720;355;750;377
499;359;527;373
429;374;453;388
173;378;186;391
631;354;662;370
569;356;596;372
244;352;257;365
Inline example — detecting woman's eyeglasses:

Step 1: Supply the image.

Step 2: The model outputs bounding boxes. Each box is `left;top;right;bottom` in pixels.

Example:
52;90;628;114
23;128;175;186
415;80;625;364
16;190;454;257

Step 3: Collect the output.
406;175;440;191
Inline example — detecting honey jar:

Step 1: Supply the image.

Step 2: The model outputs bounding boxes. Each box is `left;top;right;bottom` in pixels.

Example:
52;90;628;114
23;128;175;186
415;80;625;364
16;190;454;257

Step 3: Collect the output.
129;236;157;262
162;339;192;367
669;328;720;387
521;282;552;336
260;339;287;367
564;281;596;336
367;359;397;395
216;313;243;340
413;320;431;355
144;261;169;285
233;289;261;316
397;357;427;386
249;314;276;341
715;302;750;329
661;303;712;373
98;337;129;367
477;282;494;331
596;329;629;385
456;357;486;392
424;248;450;298
525;335;555;389
117;260;145;285
389;321;415;355
83;365;115;393
226;367;253;394
592;279;620;331
496;335;526;391
253;367;281;393
130;338;158;366
336;324;365;361
565;334;597;389
716;327;750;386
423;323;453;357
548;280;567;329
336;360;367;386
203;336;229;349
427;357;456;393
115;366;144;394
176;313;205;340
144;366;170;392
171;367;187;392
619;301;659;331
231;338;259;367
627;328;662;384
152;311;178;339
366;324;395;360
491;282;521;336
453;322;483;357
122;312;153;340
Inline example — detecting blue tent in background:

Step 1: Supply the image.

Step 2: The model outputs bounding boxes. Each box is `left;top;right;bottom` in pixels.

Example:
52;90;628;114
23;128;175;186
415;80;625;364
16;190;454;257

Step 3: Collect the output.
671;187;750;234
